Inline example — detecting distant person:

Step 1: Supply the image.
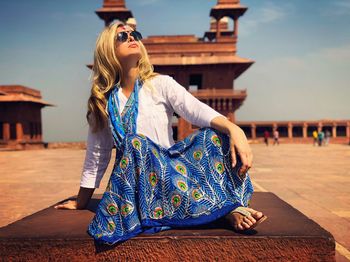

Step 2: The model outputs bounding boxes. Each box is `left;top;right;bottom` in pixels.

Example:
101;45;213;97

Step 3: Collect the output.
312;130;318;146
264;130;270;146
325;130;331;146
273;129;279;145
53;22;266;245
318;130;325;146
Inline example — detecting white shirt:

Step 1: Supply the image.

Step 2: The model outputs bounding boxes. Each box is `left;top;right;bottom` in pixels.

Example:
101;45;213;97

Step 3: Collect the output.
80;74;225;188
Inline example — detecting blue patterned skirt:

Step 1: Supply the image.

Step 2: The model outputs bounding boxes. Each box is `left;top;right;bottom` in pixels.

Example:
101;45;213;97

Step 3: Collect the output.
87;127;254;245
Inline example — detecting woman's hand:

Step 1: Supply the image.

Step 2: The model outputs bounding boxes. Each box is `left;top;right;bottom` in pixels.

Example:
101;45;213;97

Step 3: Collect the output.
54;187;95;210
54;199;78;210
210;116;253;177
229;126;253;176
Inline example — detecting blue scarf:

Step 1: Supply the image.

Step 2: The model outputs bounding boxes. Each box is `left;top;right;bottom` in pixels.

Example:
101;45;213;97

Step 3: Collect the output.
107;77;143;150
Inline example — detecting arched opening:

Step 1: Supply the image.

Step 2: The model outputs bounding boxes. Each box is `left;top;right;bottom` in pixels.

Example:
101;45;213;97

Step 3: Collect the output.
0;122;3;140
240;125;252;138
307;125;318;137
277;126;288;137
256;126;273;138
336;126;346;137
292;126;303;137
10;123;16;140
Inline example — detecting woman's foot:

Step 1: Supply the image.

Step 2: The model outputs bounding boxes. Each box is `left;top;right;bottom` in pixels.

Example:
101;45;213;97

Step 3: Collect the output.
224;207;266;231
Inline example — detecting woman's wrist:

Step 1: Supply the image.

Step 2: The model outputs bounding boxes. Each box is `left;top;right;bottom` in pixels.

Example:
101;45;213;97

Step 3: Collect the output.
76;186;95;209
228;123;243;137
210;116;238;136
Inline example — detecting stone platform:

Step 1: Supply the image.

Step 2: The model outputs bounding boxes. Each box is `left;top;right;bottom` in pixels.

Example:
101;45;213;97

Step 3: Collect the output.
0;192;335;261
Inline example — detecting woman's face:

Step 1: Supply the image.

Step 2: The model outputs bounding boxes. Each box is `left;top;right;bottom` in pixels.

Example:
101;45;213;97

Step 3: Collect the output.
114;25;142;63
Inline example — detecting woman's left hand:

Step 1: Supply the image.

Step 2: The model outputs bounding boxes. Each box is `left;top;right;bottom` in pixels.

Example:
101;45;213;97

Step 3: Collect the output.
229;126;253;176
209;116;253;177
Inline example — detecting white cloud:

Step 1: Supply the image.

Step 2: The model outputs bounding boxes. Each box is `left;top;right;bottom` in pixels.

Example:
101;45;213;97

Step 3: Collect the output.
240;1;291;36
137;0;161;6
260;43;350;73
321;0;350;16
260;4;286;23
236;43;350;121
335;0;350;9
314;43;350;62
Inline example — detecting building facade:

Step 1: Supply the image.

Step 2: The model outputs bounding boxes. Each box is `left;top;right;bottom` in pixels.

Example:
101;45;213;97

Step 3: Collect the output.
95;0;253;140
0;85;53;150
93;0;350;144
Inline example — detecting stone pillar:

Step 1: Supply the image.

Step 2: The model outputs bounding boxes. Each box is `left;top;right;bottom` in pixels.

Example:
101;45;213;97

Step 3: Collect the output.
332;123;337;138
318;122;323;132
216;17;221;40
303;122;308;138
288;122;293;138
251;124;256;139
38;132;42;141
3;123;10;141
34;123;39;141
233;17;238;38
16;123;23;141
273;123;277;131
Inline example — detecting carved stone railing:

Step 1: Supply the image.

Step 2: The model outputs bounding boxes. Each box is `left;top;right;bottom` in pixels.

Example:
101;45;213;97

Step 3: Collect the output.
190;88;247;112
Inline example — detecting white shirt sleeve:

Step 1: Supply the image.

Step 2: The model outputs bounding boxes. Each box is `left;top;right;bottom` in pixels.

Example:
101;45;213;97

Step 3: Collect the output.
164;75;226;128
80;120;114;189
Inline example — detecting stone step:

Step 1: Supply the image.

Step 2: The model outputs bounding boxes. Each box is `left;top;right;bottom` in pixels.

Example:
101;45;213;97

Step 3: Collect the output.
0;192;335;261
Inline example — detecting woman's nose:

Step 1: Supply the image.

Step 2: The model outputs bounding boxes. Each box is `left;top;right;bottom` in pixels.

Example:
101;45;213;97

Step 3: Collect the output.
128;33;135;42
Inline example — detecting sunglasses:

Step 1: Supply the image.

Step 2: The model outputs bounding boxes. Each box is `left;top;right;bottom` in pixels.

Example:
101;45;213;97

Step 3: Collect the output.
115;30;143;43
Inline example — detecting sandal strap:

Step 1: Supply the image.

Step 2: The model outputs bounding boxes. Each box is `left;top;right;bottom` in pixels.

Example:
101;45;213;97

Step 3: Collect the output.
230;206;251;217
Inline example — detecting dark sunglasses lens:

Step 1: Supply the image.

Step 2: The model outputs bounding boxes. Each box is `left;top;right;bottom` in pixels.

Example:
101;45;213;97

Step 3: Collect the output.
116;32;128;42
131;31;142;40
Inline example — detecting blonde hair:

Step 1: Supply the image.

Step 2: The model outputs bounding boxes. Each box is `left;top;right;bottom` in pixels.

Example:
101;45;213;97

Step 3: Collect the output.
87;21;159;133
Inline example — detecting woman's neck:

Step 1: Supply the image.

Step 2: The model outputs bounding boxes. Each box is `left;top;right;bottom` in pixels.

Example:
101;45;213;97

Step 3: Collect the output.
120;66;139;93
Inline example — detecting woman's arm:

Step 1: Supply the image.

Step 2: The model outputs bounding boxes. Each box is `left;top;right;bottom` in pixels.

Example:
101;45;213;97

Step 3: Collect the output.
55;120;114;210
76;187;95;209
163;75;252;175
164;75;225;128
79;123;114;189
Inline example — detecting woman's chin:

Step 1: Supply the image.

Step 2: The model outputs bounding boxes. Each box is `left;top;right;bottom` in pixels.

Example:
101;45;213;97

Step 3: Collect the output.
117;52;141;65
127;52;141;60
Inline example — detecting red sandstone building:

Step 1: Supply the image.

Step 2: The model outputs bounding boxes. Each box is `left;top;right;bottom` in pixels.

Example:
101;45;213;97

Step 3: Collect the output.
94;0;350;144
0;85;53;150
96;0;251;140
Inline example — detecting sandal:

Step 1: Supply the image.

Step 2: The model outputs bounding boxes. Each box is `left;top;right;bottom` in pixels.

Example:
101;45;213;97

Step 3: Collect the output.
228;206;267;231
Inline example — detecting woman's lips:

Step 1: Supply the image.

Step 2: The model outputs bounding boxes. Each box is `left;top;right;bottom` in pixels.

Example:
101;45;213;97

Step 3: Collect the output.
129;43;138;48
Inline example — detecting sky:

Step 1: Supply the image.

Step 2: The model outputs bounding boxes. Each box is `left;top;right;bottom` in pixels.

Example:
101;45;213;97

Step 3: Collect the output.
0;0;349;142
